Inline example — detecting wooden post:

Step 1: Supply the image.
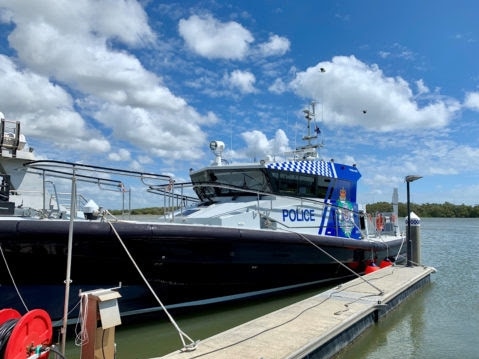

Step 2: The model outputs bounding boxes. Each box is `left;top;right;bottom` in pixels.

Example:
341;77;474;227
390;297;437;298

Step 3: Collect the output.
80;290;122;359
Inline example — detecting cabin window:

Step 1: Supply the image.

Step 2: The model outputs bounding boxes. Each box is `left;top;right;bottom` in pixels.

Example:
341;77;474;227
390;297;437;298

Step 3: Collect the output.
268;170;330;198
277;172;298;194
213;170;268;193
316;177;330;199
191;168;271;199
298;175;315;195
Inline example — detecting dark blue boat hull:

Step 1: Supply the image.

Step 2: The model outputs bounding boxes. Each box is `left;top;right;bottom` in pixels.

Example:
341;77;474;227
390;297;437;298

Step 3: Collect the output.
0;219;405;323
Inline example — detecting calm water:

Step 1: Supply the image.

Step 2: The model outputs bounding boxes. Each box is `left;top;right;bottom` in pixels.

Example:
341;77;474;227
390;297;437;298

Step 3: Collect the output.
62;218;479;359
336;218;479;359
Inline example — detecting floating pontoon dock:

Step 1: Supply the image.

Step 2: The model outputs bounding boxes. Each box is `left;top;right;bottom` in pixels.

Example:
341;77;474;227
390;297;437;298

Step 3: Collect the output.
156;265;435;359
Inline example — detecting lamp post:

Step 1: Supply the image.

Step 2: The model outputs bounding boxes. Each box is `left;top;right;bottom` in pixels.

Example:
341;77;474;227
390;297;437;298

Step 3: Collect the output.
405;175;422;267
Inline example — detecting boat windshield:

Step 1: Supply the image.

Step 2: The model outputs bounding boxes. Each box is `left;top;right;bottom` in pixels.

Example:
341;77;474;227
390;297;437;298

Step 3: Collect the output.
190;165;354;202
191;168;272;200
267;169;331;198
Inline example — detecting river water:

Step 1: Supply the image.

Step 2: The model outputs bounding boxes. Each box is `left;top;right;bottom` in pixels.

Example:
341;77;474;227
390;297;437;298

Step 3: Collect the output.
336;218;479;359
62;218;478;359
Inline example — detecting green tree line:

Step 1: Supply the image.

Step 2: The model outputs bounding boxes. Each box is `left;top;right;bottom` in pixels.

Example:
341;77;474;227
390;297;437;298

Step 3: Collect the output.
366;201;479;218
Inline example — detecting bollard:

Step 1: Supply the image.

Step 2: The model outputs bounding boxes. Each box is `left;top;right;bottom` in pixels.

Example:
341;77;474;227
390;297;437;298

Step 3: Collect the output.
405;212;421;265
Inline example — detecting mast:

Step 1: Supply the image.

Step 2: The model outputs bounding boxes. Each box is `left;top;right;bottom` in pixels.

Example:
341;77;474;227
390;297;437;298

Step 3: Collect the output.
302;101;318;146
392;187;399;235
295;102;322;161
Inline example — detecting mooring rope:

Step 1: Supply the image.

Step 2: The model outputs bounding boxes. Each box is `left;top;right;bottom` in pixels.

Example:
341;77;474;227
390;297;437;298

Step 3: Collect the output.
0;244;29;312
268;219;387;295
294;230;384;295
394;235;407;263
74;294;90;347
106;219;198;352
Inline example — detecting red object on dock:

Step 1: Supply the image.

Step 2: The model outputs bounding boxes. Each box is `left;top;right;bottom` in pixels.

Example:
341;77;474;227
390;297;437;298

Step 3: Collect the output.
365;263;380;274
3;309;52;359
380;258;393;268
0;308;21;325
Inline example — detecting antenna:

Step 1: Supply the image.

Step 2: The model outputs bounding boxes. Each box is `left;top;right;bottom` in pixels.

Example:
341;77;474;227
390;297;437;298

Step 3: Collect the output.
229;116;233;160
285;101;324;161
302;101;318;146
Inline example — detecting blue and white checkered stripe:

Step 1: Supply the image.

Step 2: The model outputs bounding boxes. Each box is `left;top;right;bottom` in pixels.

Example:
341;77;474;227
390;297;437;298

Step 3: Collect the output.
405;216;421;226
266;160;335;177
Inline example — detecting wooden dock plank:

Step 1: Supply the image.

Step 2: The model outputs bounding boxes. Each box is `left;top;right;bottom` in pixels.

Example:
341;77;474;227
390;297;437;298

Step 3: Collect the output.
155;265;435;359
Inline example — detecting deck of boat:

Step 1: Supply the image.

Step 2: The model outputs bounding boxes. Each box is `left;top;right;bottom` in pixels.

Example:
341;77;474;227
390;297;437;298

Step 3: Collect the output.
155;264;435;359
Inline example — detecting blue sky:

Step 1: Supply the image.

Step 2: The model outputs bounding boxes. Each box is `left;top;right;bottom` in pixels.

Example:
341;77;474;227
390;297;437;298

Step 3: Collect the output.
0;0;478;208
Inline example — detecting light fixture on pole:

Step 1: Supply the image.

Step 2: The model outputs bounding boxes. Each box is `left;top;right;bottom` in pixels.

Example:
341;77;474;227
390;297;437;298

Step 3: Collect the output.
405;175;422;267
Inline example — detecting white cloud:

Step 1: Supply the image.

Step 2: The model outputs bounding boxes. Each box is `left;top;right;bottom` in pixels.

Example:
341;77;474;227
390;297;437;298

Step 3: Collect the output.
290;55;460;132
378;43;415;61
268;78;287;94
0;55;110;152
5;3;167;107
108;148;131;162
0;0;213;161
178;14;254;60
226;70;257;94
464;92;479;111
2;0;155;48
94;103;210;161
415;79;430;95
258;34;290;57
240;129;290;160
378;51;390;59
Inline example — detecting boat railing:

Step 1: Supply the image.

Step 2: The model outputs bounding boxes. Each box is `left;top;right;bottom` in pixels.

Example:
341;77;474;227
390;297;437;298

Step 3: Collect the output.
147;183;200;220
2;184;90;218
22;160;173;218
46;187;90;218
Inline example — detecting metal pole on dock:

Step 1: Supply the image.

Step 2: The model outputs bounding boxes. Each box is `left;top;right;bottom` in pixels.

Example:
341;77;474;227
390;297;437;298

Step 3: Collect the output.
405;175;421;267
61;171;77;354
